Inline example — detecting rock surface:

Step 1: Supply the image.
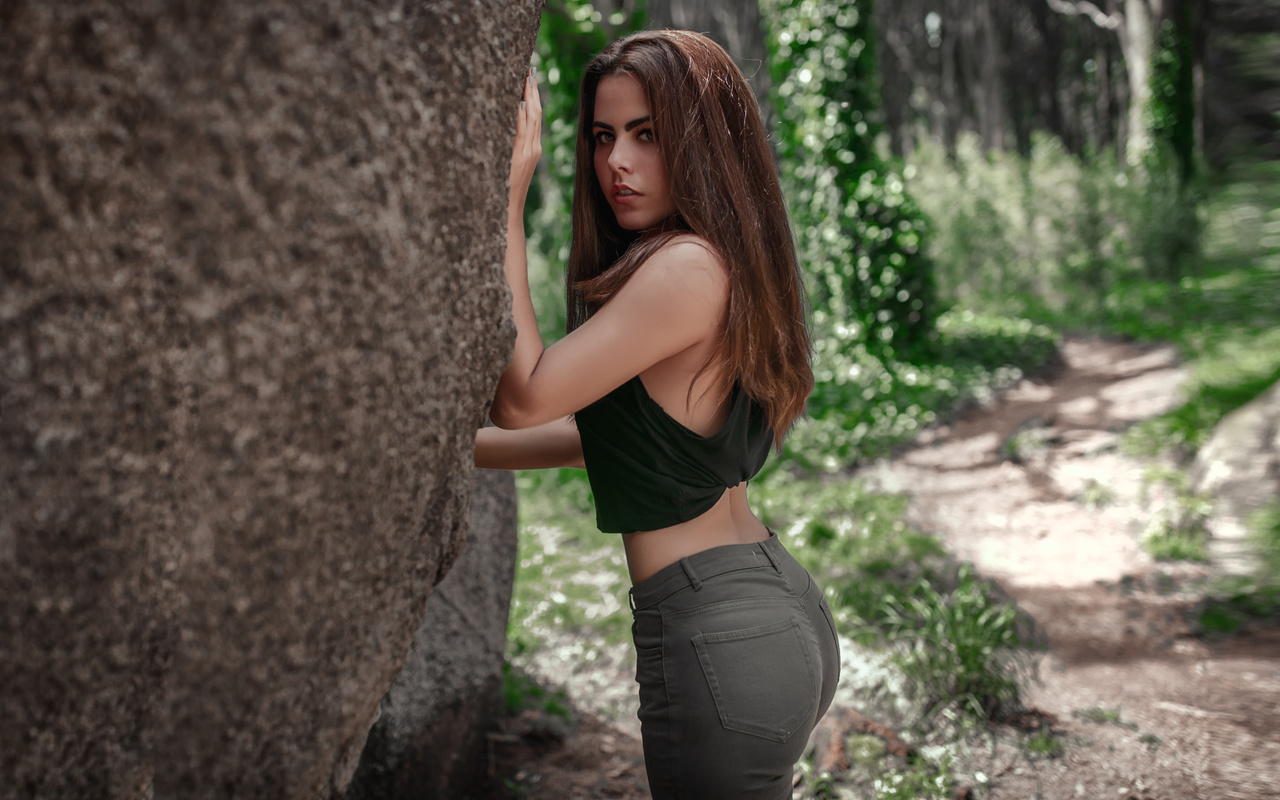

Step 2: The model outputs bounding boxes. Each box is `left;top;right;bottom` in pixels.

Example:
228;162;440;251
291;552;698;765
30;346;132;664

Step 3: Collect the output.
0;2;539;798
1190;378;1280;575
344;468;518;800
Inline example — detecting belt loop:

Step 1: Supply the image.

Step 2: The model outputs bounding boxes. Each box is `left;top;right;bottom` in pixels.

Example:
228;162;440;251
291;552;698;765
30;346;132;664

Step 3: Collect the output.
760;540;783;574
679;557;704;591
628;587;637;612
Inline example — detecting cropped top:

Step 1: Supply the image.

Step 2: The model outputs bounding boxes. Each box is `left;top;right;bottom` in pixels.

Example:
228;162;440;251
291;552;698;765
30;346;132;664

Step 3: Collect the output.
573;375;774;534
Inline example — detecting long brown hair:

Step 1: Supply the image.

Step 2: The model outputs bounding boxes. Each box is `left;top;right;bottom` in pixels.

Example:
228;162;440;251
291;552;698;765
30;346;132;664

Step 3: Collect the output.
566;30;812;447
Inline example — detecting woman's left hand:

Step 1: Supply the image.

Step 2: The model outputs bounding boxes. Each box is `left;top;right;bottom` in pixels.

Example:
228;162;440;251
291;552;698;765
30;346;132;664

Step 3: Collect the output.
509;69;543;215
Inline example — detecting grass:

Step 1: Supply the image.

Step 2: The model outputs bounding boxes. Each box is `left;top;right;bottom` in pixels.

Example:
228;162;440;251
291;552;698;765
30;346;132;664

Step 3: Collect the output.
876;566;1033;723
502;661;574;720
505;470;632;661
1022;727;1066;759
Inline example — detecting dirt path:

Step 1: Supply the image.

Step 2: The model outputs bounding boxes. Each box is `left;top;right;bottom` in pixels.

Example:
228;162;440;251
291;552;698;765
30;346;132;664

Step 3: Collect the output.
483;337;1280;799
862;337;1280;800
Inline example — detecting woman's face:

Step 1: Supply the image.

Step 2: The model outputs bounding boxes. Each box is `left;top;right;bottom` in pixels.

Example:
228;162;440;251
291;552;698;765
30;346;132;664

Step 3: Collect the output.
592;74;676;231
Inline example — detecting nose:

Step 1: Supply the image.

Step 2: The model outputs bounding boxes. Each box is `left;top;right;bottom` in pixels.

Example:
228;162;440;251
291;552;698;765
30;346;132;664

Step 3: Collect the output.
607;138;632;174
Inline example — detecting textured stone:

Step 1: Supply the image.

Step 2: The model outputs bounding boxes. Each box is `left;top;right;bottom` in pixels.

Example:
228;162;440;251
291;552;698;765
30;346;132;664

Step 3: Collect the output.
344;467;518;800
0;1;539;798
1190;379;1280;575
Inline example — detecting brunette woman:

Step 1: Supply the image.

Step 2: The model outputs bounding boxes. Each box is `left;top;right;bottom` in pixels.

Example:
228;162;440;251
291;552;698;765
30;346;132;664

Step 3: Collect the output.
475;30;840;800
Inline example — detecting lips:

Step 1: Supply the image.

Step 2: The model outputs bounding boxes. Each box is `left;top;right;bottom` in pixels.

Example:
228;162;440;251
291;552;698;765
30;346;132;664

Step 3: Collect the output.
612;184;642;204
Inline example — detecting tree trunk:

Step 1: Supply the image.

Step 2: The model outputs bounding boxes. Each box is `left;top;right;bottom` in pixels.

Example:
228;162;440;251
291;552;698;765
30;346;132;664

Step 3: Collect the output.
1121;0;1156;161
940;2;960;154
977;0;1005;150
0;2;539;798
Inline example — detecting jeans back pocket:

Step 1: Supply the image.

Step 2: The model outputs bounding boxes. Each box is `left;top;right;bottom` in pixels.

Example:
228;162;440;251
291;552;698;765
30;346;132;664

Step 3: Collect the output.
691;617;818;743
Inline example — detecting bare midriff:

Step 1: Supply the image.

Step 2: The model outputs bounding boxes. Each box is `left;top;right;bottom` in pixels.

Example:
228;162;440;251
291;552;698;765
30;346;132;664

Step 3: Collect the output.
622;482;769;584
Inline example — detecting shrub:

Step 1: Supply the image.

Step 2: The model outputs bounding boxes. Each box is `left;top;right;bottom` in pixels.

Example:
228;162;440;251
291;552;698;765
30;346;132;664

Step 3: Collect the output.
880;565;1036;723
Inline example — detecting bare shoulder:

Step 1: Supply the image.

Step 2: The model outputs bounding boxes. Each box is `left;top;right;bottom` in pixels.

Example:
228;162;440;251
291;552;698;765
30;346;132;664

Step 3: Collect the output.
627;234;729;303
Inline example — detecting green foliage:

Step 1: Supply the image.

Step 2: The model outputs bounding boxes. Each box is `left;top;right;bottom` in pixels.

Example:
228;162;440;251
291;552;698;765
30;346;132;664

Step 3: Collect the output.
1149;14;1197;183
501;660;573;718
932;310;1060;371
1195;582;1280;637
1141;492;1211;562
753;477;950;622
871;758;953;800
1022;727;1066;759
1131;142;1203;286
1194;501;1280;635
782;309;1058;471
906;131;1222;343
506;471;631;654
1122;327;1280;462
761;0;937;358
880;565;1034;722
1251;500;1280;580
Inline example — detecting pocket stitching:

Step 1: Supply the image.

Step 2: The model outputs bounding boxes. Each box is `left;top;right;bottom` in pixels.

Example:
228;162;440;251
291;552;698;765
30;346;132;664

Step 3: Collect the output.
692;618;818;742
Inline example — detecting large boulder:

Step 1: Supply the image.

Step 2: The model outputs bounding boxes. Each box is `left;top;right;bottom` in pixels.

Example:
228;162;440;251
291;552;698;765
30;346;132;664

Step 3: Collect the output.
1190;379;1280;575
0;2;539;798
344;467;518;800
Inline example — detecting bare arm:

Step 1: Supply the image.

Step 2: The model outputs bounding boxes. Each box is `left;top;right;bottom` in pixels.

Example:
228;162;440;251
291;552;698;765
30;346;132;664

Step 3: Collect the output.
475;416;584;470
489;73;729;432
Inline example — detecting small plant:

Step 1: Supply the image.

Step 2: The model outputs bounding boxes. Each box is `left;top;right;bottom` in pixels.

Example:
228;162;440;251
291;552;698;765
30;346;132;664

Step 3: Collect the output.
1250;500;1280;579
501;661;573;718
1072;705;1136;729
880;564;1039;724
871;756;953;800
1023;726;1065;759
1139;732;1163;751
1077;478;1116;510
1142;493;1212;562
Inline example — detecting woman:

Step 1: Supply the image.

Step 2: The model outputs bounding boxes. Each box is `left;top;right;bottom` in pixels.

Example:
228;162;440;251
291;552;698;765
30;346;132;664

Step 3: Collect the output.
475;30;839;800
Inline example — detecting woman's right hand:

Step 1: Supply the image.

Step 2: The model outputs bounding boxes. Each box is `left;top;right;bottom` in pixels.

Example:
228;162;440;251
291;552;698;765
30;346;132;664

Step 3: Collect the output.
509;69;543;216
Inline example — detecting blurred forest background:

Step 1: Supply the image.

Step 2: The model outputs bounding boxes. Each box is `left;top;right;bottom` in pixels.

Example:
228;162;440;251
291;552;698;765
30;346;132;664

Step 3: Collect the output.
499;1;1279;796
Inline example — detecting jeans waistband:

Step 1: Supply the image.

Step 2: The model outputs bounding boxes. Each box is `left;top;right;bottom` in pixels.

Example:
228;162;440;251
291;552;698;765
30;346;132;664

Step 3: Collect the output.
628;530;789;612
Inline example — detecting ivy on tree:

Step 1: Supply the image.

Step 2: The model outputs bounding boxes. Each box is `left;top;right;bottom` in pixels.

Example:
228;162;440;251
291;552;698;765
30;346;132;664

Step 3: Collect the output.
762;0;937;358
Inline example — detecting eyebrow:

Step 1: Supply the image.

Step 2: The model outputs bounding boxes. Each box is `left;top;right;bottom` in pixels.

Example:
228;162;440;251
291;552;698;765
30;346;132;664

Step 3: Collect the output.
591;115;652;132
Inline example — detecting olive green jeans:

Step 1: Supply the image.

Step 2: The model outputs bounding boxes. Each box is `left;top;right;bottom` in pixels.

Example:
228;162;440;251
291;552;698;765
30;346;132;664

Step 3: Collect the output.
628;531;840;800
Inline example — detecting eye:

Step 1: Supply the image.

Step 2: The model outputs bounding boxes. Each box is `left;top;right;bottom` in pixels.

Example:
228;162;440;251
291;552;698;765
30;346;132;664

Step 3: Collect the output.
638;128;655;142
594;130;614;145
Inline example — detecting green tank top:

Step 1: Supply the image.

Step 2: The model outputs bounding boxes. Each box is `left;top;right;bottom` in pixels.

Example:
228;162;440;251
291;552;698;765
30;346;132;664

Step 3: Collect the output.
574;375;774;534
